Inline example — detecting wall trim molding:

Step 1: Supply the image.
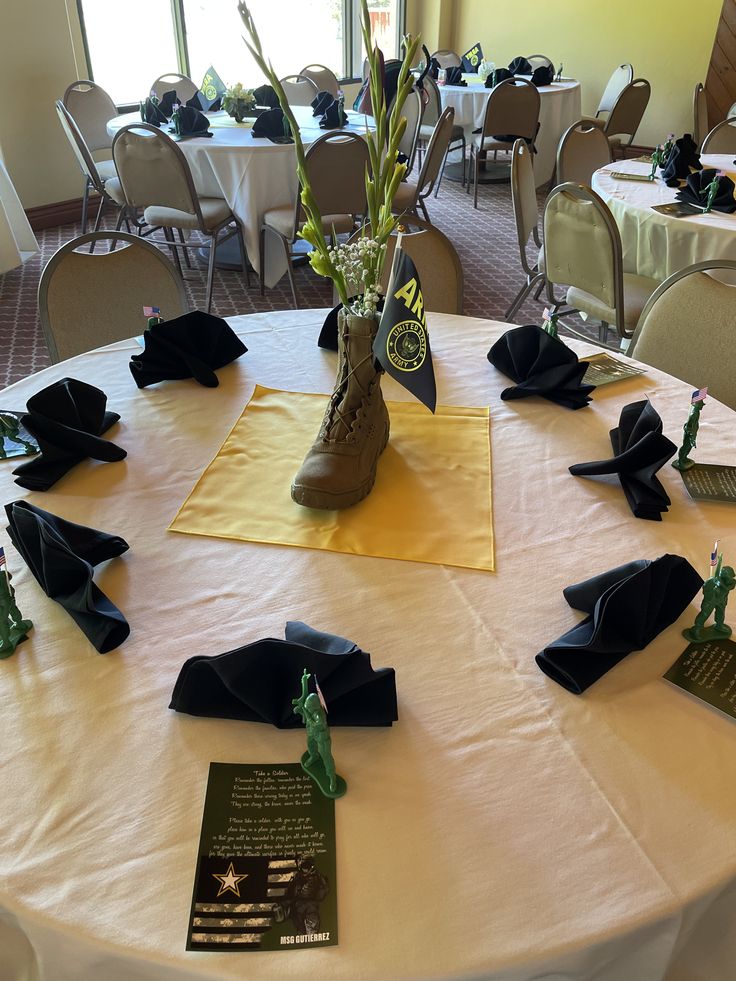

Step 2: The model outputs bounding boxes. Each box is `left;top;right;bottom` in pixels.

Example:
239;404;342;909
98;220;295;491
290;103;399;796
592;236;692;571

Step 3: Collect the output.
25;195;98;232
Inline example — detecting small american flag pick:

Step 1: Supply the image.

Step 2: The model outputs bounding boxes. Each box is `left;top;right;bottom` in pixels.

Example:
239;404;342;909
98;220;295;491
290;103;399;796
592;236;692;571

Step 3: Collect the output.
143;306;161;318
711;541;720;569
314;676;328;714
0;547;5;569
691;387;708;404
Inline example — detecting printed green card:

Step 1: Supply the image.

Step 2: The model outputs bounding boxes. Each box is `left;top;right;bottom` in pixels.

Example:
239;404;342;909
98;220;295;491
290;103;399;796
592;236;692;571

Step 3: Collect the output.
679;464;736;503
664;639;736;721
581;353;645;387
187;763;337;951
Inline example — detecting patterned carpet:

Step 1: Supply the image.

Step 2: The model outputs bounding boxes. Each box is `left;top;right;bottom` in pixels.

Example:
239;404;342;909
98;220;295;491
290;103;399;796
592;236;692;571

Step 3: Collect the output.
0;173;589;391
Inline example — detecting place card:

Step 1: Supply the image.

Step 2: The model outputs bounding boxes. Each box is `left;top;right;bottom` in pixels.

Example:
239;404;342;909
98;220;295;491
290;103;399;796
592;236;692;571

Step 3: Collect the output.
0;410;38;460
651;202;703;218
580;353;645;387
187;763;338;952
664;639;736;722
679;463;736;503
609;171;655;182
630;154;654;163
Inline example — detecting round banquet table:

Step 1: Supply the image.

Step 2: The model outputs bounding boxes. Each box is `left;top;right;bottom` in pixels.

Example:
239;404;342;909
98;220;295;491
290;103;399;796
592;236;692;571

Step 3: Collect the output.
106;107;374;289
439;76;582;186
592;154;736;282
2;310;736;981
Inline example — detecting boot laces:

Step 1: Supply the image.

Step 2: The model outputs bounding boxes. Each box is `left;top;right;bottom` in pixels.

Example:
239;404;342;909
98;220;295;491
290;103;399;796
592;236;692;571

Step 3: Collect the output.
325;348;373;441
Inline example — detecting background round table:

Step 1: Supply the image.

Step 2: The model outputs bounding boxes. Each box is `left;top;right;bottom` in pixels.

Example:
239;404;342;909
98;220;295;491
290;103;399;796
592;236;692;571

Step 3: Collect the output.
107;107;374;288
592;154;736;281
1;310;736;981
439;77;582;186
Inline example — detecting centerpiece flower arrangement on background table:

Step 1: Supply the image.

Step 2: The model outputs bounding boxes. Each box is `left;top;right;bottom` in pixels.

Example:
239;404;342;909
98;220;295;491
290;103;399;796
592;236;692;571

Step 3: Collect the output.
221;82;256;122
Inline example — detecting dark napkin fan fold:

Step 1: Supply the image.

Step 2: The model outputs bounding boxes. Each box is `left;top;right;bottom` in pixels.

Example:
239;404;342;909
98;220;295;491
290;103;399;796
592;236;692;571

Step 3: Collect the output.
5;501;130;654
253;84;280;108
569;399;676;519
661;134;702;186
531;65;555;87
676;168;736;213
508;56;532;75
487;325;594;409
311;90;335;116
319;98;348;129
157;90;180;118
12;377;126;491
169;621;398;727
444;66;466;86
129;311;247;388
536;554;703;693
485;67;513;87
140;97;168;126
171;105;211;138
252;107;291;141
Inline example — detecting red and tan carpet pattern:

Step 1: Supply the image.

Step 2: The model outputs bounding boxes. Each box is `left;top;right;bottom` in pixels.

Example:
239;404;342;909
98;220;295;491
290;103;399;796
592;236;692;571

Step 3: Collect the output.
0;175;585;390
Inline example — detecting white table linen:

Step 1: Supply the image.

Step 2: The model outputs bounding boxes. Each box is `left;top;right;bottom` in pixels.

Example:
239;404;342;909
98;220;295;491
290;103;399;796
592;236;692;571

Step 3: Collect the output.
107;108;374;288
439;78;582;186
0;151;38;275
592;154;736;281
1;310;736;981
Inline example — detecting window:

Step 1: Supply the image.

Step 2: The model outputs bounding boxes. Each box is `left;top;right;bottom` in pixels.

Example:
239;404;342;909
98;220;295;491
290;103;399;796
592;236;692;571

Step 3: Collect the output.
76;0;405;107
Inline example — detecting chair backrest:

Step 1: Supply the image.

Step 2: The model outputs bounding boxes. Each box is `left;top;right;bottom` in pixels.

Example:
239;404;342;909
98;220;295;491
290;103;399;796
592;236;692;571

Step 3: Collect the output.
421;75;442;127
543;182;625;336
300;64;340;98
397;88;424;176
527;55;553;69
701;118;736;153
414;106;455;199
510;139;539;276
55;100;105;194
280;75;319;106
112;124;203;223
596;63;633;116
431;49;462;69
603;78;650;144
62;80;117;153
693;82;709;147
480;78;540;145
38;231;188;362
150;73;199;102
300;132;370;235
629;260;736;410
556;120;612;185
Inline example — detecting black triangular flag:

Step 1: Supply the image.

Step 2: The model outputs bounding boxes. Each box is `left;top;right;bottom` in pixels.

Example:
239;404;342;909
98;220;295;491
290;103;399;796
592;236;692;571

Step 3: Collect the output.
373;249;436;412
199;65;227;110
461;42;484;73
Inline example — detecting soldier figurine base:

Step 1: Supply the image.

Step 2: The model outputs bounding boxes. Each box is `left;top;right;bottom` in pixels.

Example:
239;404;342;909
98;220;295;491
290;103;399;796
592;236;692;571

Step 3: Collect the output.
0;571;33;659
682;555;735;644
300;751;347;800
292;669;347;799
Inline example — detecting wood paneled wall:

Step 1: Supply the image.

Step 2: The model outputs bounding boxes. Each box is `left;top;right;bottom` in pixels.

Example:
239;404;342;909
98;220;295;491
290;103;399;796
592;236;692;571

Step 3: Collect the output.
706;0;736;126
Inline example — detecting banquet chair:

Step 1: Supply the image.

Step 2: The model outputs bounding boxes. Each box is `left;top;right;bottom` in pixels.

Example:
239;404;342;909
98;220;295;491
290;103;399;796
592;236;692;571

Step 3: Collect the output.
467;78;540;209
543;182;659;345
506;140;545;322
556;120;612;185
394;88;424;178
693;82;709;148
299;64;340;98
259;131;369;307
279;75;319;106
701;118;736;153
62;81;119;234
393;107;456;222
595;78;651;154
595;63;633;119
527;55;554;70
112;123;248;313
346;216;463;314
430;50;463;69
55;101;127;240
150;73;199;103
38;231;187;363
417;76;466;188
629;261;736;410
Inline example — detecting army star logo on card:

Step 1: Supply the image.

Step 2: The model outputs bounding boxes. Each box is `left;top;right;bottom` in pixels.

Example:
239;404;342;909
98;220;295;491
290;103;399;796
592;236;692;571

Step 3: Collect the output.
387;321;427;371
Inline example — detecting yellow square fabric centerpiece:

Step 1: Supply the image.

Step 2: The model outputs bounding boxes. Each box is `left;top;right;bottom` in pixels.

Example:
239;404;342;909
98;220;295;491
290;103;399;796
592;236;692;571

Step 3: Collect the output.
170;385;495;571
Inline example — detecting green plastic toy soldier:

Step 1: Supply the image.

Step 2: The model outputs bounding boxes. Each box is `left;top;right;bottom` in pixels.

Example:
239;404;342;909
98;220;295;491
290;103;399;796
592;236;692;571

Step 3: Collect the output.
683;554;736;643
672;389;706;471
292;669;346;799
0;412;37;460
0;554;33;658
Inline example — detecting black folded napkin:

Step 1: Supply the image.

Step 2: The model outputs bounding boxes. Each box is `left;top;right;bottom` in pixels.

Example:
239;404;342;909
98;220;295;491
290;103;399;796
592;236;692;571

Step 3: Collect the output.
129;310;247;389
319;97;347;129
661;135;703;187
185;91;205;111
311;90;334;116
536;554;703;694
428;58;441;80
157;90;180;118
508;56;532;75
485;67;513;88
140;97;168;126
170;621;398;727
487;325;594;409
169;105;212;139
5;501;130;654
569;400;677;520
252;107;292;142
531;65;555;87
253;83;279;108
444;66;466;86
676;168;736;213
12;378;126;491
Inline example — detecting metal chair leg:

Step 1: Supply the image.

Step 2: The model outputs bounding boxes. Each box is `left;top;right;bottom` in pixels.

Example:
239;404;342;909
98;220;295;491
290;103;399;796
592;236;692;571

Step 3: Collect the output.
473;151;480;209
235;222;251;289
598;320;610;344
259;226;266;296
418;198;430;223
178;228;192;269
206;228;219;313
164;227;183;277
81;179;90;235
504;273;545;322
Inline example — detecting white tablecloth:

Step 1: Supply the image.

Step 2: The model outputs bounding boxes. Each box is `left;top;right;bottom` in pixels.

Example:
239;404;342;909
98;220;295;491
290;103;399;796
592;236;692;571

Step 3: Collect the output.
592;154;736;281
1;310;736;981
440;78;582;186
0;152;38;275
107;108;374;288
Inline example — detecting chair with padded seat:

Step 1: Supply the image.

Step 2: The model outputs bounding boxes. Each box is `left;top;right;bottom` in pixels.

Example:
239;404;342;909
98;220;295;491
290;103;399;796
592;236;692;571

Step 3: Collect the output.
629;261;736;410
259;131;369;307
467;78;540;209
300;64;340;98
506;140;545;322
701;118;736;153
38;231;188;363
543;182;660;346
693;82;709;148
430;49;463;69
112;123;248;312
417;76;466;188
556;120;612;185
595;64;633;119
62;81;119;234
393;88;424;179
279;75;319;106
150;73;200;103
55;100;127;239
393;107;456;222
593;78;650;155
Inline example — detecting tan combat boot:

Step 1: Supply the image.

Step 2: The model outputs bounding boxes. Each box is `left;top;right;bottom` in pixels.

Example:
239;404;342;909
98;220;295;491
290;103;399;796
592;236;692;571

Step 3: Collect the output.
291;310;390;510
